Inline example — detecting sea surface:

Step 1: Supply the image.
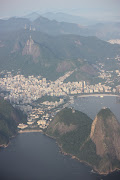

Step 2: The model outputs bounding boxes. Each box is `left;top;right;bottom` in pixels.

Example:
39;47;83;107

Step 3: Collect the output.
0;96;120;180
70;95;120;121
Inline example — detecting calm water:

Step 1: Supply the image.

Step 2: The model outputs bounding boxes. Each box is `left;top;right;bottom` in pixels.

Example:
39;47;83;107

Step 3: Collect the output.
71;96;120;121
0;96;120;180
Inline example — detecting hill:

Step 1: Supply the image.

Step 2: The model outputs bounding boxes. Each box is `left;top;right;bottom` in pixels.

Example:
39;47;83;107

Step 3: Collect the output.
46;107;93;158
41;12;97;25
0;97;27;147
0;17;30;32
46;107;120;174
90;108;120;174
0;16;90;36
0;16;120;40
0;30;119;81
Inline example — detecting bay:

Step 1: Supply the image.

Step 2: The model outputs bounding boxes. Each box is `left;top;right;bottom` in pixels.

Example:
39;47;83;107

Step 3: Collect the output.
0;96;120;180
71;96;120;121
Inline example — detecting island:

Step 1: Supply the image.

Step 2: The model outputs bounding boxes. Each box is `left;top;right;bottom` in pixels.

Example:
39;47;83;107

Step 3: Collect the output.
45;107;120;175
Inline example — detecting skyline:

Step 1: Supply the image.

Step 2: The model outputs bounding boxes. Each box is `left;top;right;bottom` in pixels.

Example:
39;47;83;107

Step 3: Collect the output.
0;0;120;20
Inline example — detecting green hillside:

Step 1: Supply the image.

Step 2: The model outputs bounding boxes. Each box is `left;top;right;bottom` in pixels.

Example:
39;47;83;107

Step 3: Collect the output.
0;97;27;147
46;108;93;155
46;107;120;174
46;108;101;168
0;17;120;40
0;30;120;81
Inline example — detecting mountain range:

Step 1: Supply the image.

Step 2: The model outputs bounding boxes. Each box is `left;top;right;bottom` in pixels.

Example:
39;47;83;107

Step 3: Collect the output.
0;16;120;40
0;29;120;81
41;12;98;25
0;15;120;82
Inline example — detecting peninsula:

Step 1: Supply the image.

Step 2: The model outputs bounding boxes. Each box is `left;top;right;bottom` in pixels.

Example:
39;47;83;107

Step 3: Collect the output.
46;107;120;175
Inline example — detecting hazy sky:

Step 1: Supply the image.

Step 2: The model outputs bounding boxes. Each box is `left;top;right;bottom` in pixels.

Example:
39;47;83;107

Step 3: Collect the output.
0;0;120;19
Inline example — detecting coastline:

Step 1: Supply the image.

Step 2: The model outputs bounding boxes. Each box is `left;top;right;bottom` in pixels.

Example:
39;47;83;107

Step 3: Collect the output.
45;132;120;176
1;129;120;175
0;143;9;148
78;94;119;98
18;129;43;133
0;133;17;149
0;130;43;150
1;93;120;174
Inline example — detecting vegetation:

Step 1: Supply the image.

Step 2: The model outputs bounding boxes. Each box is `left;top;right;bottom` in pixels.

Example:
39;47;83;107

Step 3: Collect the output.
0;30;120;81
0;97;27;147
78;138;101;166
35;95;60;103
46;108;102;165
46;108;101;167
97;108;113;120
1;17;120;40
46;107;120;174
46;108;100;159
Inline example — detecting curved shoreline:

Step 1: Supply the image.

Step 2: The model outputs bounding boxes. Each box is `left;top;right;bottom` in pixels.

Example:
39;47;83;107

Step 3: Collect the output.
1;129;120;175
45;132;120;176
0;130;43;149
18;129;43;133
78;94;119;98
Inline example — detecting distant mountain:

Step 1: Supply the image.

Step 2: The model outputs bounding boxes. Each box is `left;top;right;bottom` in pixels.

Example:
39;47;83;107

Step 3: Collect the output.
32;16;90;36
46;107;120;175
41;12;98;25
0;30;119;81
0;16;120;40
0;97;27;147
23;12;40;21
89;22;120;40
0;17;30;32
0;16;89;36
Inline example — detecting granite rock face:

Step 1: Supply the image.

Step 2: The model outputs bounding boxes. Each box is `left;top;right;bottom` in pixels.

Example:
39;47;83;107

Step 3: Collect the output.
90;108;120;173
90;108;120;159
46;107;120;174
22;36;40;62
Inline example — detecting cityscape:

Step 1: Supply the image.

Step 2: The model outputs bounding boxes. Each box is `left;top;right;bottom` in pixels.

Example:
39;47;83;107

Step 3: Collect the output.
0;67;120;131
0;1;120;178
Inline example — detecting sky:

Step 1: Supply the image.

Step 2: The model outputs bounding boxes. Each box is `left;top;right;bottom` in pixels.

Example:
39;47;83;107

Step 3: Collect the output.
0;0;120;19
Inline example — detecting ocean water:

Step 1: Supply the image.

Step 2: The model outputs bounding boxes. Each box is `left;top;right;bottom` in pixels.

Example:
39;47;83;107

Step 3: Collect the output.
0;96;120;180
71;96;120;121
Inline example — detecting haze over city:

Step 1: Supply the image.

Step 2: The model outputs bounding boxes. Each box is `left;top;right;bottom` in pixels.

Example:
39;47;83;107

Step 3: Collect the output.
0;0;120;21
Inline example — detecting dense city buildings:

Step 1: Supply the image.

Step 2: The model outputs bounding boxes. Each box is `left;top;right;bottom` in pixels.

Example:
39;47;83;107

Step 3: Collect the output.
0;70;119;130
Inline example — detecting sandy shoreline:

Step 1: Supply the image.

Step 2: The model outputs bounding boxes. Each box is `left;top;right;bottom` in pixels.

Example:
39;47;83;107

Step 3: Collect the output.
18;129;43;133
78;94;119;98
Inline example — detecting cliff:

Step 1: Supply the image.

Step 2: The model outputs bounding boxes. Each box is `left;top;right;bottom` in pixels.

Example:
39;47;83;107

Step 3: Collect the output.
46;107;120;175
22;36;40;62
0;97;27;147
90;108;120;174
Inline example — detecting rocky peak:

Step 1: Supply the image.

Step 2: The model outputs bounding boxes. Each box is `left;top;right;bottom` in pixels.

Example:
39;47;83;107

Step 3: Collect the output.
22;36;34;55
90;108;120;160
22;36;40;62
